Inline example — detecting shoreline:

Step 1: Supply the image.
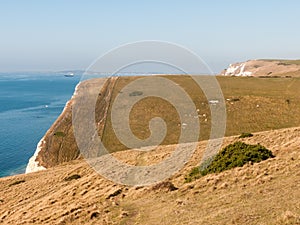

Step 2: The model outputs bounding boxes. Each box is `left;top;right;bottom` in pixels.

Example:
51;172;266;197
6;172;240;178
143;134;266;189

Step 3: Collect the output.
25;138;47;174
24;81;82;174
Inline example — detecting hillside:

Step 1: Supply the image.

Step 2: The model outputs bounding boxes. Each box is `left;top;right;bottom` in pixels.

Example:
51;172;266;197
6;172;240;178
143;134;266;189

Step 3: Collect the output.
26;78;113;172
26;75;300;171
1;127;300;224
221;59;300;77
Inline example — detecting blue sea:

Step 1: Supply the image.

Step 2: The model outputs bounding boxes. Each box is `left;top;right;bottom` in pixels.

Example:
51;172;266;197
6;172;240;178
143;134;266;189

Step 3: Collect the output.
0;73;80;177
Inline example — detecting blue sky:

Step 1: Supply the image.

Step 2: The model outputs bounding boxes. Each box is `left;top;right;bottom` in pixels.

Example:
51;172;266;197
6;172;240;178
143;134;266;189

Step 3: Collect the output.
1;0;300;73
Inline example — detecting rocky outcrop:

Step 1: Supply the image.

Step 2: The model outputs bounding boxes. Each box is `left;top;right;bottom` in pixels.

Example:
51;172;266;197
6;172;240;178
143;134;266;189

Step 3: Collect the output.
221;59;300;77
26;77;117;173
222;62;253;77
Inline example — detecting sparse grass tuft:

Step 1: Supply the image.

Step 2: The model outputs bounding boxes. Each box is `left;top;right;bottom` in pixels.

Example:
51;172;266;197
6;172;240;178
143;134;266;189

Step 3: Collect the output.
239;132;254;138
54;131;66;137
64;174;81;181
9;180;25;187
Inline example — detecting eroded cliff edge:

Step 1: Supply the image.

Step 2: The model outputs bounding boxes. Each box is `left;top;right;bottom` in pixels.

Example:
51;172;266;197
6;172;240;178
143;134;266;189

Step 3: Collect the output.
26;77;117;173
221;59;300;77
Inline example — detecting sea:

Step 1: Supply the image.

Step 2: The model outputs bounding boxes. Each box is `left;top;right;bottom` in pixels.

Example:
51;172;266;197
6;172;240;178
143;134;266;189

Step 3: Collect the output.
0;72;80;177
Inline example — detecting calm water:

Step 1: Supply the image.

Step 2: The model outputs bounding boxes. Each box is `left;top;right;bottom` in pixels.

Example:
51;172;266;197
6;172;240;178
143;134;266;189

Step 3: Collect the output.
0;73;80;177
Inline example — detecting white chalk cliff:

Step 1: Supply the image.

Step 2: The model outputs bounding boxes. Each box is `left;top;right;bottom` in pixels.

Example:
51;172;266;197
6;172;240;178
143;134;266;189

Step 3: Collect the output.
25;138;47;173
221;59;300;77
224;62;252;76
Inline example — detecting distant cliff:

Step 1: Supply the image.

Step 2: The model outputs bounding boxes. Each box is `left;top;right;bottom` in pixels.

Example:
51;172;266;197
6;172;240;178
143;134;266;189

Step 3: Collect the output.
221;59;300;77
26;77;117;173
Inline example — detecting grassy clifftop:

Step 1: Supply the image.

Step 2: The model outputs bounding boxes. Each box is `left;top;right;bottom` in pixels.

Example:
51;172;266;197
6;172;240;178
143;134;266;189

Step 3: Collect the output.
33;75;300;169
103;75;300;152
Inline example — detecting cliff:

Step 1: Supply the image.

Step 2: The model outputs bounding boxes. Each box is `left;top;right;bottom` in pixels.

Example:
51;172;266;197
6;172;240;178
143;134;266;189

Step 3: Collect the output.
26;74;300;173
11;74;300;224
221;59;300;77
26;77;117;173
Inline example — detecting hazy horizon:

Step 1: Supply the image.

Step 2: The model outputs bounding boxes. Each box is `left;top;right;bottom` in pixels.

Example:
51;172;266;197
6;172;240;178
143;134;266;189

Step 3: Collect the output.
1;0;300;73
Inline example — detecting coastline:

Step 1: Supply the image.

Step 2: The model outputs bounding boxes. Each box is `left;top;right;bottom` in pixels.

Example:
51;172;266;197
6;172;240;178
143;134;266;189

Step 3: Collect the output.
25;81;82;174
25;82;81;174
25;138;47;173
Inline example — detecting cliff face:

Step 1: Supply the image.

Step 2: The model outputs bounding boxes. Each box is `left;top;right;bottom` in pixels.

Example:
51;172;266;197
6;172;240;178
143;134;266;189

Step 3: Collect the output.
26;77;117;173
221;59;300;77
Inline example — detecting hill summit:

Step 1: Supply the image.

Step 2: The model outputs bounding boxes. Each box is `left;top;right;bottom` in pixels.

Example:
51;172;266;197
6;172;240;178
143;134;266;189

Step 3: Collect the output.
221;59;300;77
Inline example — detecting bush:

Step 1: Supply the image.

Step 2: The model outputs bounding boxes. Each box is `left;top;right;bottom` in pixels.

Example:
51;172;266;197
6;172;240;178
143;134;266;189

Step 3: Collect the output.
239;132;253;138
185;142;274;182
54;131;66;137
185;167;201;183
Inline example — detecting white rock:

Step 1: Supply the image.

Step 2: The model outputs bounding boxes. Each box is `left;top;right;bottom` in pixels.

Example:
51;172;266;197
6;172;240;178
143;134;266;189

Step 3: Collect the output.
25;138;46;173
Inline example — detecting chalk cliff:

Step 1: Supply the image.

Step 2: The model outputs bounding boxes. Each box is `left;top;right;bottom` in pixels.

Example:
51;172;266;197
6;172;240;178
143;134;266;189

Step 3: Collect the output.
26;77;116;173
221;59;300;77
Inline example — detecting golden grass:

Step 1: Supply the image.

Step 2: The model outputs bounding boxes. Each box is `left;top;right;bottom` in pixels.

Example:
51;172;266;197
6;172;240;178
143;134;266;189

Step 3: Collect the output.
102;76;300;152
260;59;300;65
1;127;300;225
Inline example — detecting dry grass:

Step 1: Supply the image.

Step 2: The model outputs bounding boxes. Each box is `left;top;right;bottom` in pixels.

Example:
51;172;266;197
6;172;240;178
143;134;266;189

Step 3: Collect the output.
261;59;300;65
33;75;300;170
2;75;300;224
102;76;300;152
223;59;300;77
0;127;299;225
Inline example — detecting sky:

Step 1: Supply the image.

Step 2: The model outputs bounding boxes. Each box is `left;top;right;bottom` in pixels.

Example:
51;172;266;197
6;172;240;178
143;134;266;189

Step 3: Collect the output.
0;0;300;73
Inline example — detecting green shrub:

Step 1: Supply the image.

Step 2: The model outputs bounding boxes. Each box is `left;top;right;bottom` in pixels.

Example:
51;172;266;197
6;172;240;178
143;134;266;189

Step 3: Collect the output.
239;132;253;138
54;131;66;137
185;142;274;182
185;167;201;183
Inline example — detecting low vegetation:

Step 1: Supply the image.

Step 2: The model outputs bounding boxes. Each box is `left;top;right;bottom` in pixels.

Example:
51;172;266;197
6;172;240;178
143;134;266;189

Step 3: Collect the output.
239;132;254;138
185;142;274;182
64;174;81;181
53;131;66;137
261;59;300;65
9;179;25;187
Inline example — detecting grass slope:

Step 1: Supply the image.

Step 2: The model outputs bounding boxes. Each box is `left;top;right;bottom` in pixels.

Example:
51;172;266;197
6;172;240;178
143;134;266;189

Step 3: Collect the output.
102;76;300;152
0;127;300;225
